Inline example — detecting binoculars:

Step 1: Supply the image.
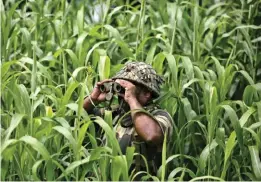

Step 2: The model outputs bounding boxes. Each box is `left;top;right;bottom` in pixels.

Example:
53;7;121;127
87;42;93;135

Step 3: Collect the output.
99;82;125;100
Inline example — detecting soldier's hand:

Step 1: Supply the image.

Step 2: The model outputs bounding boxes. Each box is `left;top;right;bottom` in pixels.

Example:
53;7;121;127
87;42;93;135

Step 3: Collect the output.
90;79;112;103
115;79;138;104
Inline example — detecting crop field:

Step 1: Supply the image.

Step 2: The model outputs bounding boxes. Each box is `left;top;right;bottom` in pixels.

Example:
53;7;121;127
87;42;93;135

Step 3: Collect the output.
1;0;261;181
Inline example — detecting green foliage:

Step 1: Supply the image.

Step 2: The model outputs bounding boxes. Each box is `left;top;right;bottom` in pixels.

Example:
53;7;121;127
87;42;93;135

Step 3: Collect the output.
1;0;261;181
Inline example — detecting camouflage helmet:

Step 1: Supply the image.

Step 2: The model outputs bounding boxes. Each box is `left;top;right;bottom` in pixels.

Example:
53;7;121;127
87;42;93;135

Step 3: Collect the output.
112;62;164;97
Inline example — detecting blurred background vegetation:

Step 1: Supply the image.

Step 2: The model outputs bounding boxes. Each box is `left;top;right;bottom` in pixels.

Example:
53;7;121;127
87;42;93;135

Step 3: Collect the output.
1;0;261;181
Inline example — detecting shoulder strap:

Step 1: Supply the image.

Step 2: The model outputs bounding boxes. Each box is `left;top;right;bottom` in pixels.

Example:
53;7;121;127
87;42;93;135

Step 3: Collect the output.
151;109;173;124
144;103;159;112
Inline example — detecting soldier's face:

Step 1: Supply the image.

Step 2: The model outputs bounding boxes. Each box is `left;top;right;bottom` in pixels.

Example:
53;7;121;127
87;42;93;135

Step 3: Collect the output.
115;79;152;105
136;85;152;105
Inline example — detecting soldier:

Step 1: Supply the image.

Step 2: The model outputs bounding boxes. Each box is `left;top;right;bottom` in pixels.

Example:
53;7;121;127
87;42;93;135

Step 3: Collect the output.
83;62;173;176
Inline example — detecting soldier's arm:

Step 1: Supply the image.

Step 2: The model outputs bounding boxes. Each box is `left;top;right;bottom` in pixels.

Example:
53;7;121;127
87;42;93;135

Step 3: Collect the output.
83;79;112;114
128;99;164;145
83;96;100;115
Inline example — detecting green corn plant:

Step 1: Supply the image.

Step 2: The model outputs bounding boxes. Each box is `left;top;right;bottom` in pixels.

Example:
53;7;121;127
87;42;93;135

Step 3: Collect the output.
1;0;261;181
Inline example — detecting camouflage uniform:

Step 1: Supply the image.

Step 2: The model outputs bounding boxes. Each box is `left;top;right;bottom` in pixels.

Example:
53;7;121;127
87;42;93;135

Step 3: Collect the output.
113;103;173;174
95;62;173;174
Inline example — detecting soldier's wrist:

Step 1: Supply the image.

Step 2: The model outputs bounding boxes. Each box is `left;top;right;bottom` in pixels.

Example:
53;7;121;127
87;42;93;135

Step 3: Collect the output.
88;96;99;107
127;97;139;106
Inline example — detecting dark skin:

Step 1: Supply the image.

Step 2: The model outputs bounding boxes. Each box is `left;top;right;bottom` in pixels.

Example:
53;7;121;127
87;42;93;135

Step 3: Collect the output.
83;79;164;146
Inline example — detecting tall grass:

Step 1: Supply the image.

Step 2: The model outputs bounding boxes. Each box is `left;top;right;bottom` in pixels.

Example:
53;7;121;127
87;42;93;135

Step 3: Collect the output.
1;0;261;181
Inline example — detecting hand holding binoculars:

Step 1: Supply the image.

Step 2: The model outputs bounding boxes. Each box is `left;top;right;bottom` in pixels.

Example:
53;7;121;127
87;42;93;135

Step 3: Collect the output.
99;82;125;101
